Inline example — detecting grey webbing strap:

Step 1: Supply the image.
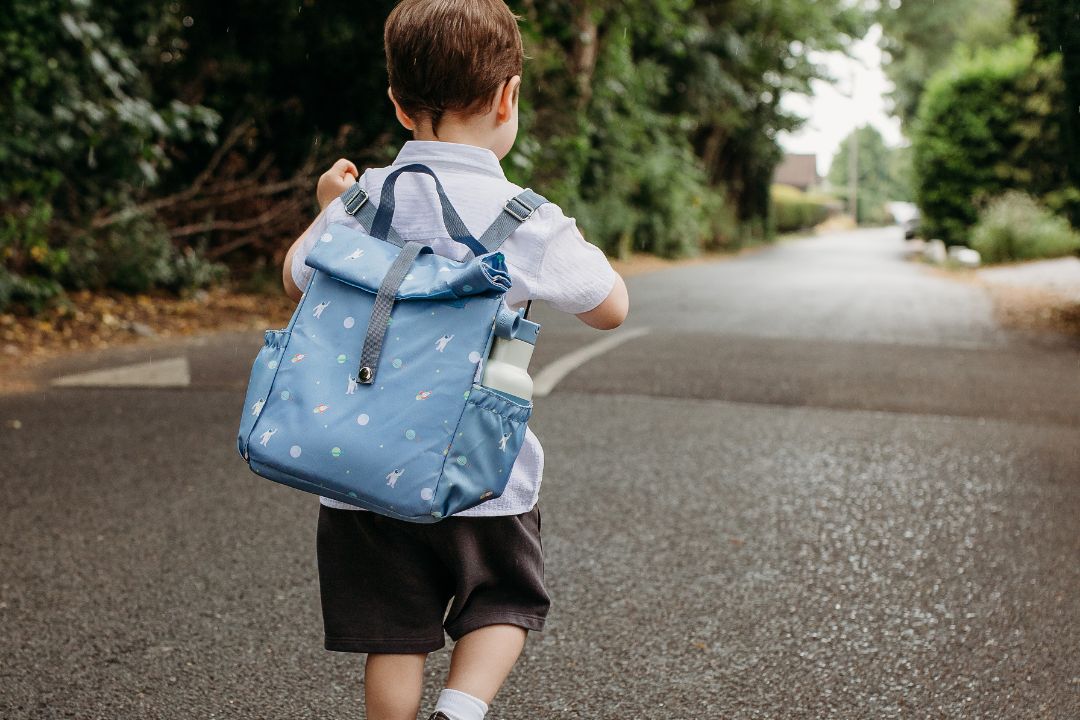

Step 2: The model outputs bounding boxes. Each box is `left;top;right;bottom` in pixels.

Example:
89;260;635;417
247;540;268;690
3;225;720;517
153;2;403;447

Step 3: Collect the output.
355;241;426;384
371;164;485;255
341;184;405;247
477;189;549;252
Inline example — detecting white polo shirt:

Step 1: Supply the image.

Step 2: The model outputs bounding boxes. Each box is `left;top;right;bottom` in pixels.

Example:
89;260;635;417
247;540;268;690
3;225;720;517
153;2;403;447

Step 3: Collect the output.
291;140;616;516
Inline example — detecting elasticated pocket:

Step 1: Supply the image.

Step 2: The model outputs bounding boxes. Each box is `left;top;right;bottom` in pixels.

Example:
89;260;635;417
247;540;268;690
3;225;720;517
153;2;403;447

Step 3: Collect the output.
236;329;290;458
437;384;532;517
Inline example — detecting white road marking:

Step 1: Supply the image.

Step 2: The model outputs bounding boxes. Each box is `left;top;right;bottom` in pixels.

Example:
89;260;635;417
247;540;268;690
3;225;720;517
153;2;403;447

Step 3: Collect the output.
52;357;191;388
533;328;650;398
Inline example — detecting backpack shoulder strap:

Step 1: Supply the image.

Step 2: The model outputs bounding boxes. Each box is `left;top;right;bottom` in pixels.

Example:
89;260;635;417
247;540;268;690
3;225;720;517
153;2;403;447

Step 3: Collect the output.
343;183;549;255
477;189;549;253
339;183;406;247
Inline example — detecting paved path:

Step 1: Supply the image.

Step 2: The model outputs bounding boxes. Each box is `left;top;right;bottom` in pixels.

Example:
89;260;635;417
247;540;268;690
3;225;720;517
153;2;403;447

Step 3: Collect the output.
3;227;1079;719
618;228;1004;347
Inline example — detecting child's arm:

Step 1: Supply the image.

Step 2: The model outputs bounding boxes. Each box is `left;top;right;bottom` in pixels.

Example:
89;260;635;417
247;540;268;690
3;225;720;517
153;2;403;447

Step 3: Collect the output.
576;273;628;330
282;213;322;302
282;159;360;302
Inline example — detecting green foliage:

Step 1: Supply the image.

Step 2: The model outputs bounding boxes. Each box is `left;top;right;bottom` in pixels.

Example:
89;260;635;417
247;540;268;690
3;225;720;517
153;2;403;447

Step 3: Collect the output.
168;245;229;293
877;0;1016;127
554;18;722;258
970;192;1080;263
828;125;910;225
911;37;1068;245
770;185;833;234
0;266;63;315
161;0;400;177
511;0;868;255
2;0;870;312
0;0;220;311
1016;0;1080;224
61;213;225;294
888;145;914;204
880;0;1080;233
677;0;867;226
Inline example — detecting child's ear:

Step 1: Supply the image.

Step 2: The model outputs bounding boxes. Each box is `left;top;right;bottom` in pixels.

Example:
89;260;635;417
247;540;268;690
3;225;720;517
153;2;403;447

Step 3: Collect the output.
388;87;416;130
496;76;521;125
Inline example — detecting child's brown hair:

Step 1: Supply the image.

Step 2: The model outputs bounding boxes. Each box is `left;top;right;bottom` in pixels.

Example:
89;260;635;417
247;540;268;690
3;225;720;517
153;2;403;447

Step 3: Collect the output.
384;0;523;133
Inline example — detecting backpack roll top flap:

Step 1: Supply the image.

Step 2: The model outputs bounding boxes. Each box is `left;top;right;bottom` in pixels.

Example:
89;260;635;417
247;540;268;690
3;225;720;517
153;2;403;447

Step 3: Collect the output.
305;223;511;300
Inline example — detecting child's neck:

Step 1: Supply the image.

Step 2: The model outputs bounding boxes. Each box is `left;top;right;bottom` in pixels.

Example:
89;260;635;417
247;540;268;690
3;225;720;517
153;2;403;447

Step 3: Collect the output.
411;121;499;156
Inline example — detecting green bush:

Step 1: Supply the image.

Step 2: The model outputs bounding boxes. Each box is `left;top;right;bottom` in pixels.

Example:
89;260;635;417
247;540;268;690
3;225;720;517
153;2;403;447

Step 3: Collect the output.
0;265;63;315
522;27;726;259
828;125;911;225
0;0;218;311
970;192;1080;263
61;212;226;295
911;36;1068;245
771;185;833;233
167;244;229;294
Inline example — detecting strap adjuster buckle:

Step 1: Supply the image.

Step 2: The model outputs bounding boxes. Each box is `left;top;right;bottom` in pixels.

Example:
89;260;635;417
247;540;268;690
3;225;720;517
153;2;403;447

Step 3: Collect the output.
342;185;369;216
504;195;536;222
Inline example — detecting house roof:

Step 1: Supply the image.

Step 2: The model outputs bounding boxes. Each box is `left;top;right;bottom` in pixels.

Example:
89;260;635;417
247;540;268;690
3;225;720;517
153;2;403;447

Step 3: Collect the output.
773;154;819;189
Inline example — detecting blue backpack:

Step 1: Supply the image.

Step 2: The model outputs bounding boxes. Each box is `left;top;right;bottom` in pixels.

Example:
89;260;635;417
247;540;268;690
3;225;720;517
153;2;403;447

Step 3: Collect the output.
237;164;548;521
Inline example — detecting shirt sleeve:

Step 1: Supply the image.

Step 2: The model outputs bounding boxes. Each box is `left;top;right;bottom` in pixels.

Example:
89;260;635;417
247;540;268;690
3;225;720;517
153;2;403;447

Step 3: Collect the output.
290;210;329;293
533;207;617;314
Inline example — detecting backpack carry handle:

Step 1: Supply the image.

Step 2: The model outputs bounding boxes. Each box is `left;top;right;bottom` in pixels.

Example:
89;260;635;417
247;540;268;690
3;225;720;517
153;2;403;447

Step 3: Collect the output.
370;164;487;257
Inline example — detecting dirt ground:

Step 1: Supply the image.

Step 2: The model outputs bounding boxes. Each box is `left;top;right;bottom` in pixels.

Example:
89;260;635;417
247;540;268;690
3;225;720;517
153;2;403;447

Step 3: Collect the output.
985;283;1080;338
0;288;296;393
920;263;1080;340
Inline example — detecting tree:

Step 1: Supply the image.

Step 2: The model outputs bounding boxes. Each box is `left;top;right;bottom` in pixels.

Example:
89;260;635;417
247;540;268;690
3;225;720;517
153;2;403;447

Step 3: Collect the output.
510;0;869;253
2;0;878;310
0;0;219;309
911;37;1067;245
828;125;909;224
678;0;867;232
1016;0;1080;225
876;0;1015;128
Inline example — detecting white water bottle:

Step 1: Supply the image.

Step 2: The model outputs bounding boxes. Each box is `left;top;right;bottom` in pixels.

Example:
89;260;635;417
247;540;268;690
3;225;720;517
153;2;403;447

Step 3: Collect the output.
480;336;534;402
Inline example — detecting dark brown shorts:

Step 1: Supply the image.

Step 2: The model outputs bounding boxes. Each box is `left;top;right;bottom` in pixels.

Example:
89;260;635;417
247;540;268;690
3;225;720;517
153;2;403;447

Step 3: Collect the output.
316;504;549;653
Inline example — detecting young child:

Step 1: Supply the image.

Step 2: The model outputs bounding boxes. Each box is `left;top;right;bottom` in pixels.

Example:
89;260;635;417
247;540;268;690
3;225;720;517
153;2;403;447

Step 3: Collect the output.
281;2;628;718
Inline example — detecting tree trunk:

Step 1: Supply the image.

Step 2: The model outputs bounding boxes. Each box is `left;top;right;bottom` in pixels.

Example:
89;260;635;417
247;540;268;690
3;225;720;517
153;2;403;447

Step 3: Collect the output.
570;1;599;109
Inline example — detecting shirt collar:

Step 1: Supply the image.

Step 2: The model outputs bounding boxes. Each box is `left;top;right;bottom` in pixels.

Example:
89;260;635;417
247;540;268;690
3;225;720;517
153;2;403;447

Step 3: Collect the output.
392;140;506;180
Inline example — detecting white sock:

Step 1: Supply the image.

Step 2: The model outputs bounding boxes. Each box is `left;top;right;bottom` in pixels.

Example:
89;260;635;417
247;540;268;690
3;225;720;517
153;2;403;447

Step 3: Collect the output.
433;688;489;720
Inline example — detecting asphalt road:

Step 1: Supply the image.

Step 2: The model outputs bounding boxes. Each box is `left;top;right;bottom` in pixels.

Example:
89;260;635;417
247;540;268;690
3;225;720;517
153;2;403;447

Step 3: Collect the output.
3;227;1079;719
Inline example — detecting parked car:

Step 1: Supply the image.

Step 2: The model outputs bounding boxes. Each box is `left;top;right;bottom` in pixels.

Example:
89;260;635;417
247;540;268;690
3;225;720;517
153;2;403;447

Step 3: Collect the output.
886;201;921;239
902;213;921;239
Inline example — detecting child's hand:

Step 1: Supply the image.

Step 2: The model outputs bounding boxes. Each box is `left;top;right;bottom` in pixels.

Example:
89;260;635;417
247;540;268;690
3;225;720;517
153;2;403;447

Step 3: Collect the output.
317;158;359;209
